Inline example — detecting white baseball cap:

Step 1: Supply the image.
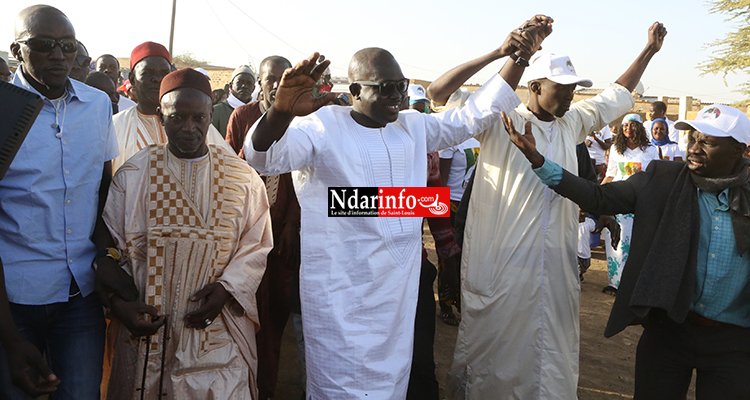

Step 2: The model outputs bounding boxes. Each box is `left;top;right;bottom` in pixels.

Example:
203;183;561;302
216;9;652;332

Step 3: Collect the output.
675;104;750;146
525;53;593;88
622;113;643;124
408;84;429;103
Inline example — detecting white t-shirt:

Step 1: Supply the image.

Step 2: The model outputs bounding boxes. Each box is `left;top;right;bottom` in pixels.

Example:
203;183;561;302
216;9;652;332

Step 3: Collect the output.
578;217;597;259
606;145;661;182
586;125;612;165
656;142;684;161
439;138;480;201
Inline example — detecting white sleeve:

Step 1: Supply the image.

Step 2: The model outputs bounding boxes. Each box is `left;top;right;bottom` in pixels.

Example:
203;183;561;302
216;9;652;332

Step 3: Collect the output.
422;74;521;153
600;125;612;140
564;83;635;145
243;113;322;176
439;146;457;159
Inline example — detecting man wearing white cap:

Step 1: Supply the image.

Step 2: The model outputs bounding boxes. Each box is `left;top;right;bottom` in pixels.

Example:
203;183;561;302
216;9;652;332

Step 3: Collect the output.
427;22;667;399
504;102;750;399
212;65;256;138
407;83;431;113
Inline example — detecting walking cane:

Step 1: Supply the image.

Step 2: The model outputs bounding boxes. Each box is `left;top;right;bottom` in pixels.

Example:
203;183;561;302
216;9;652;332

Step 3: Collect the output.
135;315;171;399
136;334;151;400
157;315;170;399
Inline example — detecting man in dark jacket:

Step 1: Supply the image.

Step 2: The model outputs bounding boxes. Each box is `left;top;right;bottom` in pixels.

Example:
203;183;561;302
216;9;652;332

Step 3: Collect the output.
212;65;255;138
502;103;750;400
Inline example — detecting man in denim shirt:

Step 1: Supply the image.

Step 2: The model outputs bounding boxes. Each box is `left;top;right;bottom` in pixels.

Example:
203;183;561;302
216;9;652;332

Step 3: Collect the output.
0;5;124;399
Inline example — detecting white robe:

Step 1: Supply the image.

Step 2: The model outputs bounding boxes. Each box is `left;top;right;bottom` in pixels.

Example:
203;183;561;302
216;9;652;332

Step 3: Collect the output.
245;74;520;399
112;106;235;171
448;84;634;400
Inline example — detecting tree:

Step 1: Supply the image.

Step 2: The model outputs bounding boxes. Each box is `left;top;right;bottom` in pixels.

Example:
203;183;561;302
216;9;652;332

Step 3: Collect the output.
698;0;750;102
173;51;209;68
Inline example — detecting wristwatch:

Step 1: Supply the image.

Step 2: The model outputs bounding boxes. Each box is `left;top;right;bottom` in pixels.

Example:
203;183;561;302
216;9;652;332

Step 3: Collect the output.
104;247;122;261
510;52;530;67
93;247;121;271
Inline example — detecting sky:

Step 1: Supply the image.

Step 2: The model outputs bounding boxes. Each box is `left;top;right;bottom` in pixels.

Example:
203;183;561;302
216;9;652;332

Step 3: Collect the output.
3;0;748;104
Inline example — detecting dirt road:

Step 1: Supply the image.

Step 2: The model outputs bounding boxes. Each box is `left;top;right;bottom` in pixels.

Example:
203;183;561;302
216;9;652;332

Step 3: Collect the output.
272;245;697;399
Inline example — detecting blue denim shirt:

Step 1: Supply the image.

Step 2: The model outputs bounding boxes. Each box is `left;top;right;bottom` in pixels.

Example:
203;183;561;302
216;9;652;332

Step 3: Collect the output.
690;188;750;327
1;68;119;305
534;158;750;326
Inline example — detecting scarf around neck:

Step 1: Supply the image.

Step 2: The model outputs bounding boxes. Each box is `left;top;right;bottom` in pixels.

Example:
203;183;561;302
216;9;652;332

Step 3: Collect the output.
226;93;246;109
651;137;676;146
691;157;750;255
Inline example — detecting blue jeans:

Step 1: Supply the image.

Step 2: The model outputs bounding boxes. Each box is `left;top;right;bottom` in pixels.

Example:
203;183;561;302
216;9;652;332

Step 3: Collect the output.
0;293;106;400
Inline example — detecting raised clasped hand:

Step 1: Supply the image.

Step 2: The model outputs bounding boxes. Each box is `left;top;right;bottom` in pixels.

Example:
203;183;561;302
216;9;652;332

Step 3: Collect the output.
273;52;337;117
499;15;554;58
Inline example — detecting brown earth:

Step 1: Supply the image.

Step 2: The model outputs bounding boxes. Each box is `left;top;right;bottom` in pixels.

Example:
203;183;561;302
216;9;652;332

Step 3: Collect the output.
271;239;698;399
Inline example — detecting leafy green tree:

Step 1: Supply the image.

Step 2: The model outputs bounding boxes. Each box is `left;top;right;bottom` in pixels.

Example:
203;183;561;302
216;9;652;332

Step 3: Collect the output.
698;0;750;102
173;51;209;67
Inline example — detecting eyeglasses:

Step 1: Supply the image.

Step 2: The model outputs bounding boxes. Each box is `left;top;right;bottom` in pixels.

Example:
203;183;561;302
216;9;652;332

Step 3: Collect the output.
75;55;92;67
16;38;78;53
353;79;409;96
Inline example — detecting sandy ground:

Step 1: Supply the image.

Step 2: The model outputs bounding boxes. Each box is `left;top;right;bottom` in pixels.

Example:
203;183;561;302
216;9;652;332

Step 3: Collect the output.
271;237;697;400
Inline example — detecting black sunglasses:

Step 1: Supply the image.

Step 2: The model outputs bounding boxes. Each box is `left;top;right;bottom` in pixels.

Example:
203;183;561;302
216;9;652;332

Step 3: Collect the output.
16;37;78;53
353;79;409;96
75;55;92;67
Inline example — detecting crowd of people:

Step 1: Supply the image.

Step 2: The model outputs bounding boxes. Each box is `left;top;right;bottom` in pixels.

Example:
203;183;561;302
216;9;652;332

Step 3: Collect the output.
0;4;748;400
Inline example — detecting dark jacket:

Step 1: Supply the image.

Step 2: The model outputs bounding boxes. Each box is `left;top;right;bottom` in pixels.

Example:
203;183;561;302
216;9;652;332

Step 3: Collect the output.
553;160;691;337
211;100;234;139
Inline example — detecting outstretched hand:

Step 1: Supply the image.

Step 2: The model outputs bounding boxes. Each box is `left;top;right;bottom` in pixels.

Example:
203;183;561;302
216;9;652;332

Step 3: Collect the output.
273;52;338;117
501;111;544;168
647;22;667;53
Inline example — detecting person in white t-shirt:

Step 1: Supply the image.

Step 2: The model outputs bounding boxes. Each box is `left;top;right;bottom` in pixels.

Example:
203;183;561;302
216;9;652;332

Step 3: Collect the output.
578;207;597;282
650;118;683;161
585;125;612;181
439;139;480;217
602;114;660;296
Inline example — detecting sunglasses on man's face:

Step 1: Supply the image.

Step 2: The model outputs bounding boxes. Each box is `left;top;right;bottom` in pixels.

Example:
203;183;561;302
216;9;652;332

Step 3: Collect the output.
16;37;78;53
75;55;92;67
354;79;409;96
